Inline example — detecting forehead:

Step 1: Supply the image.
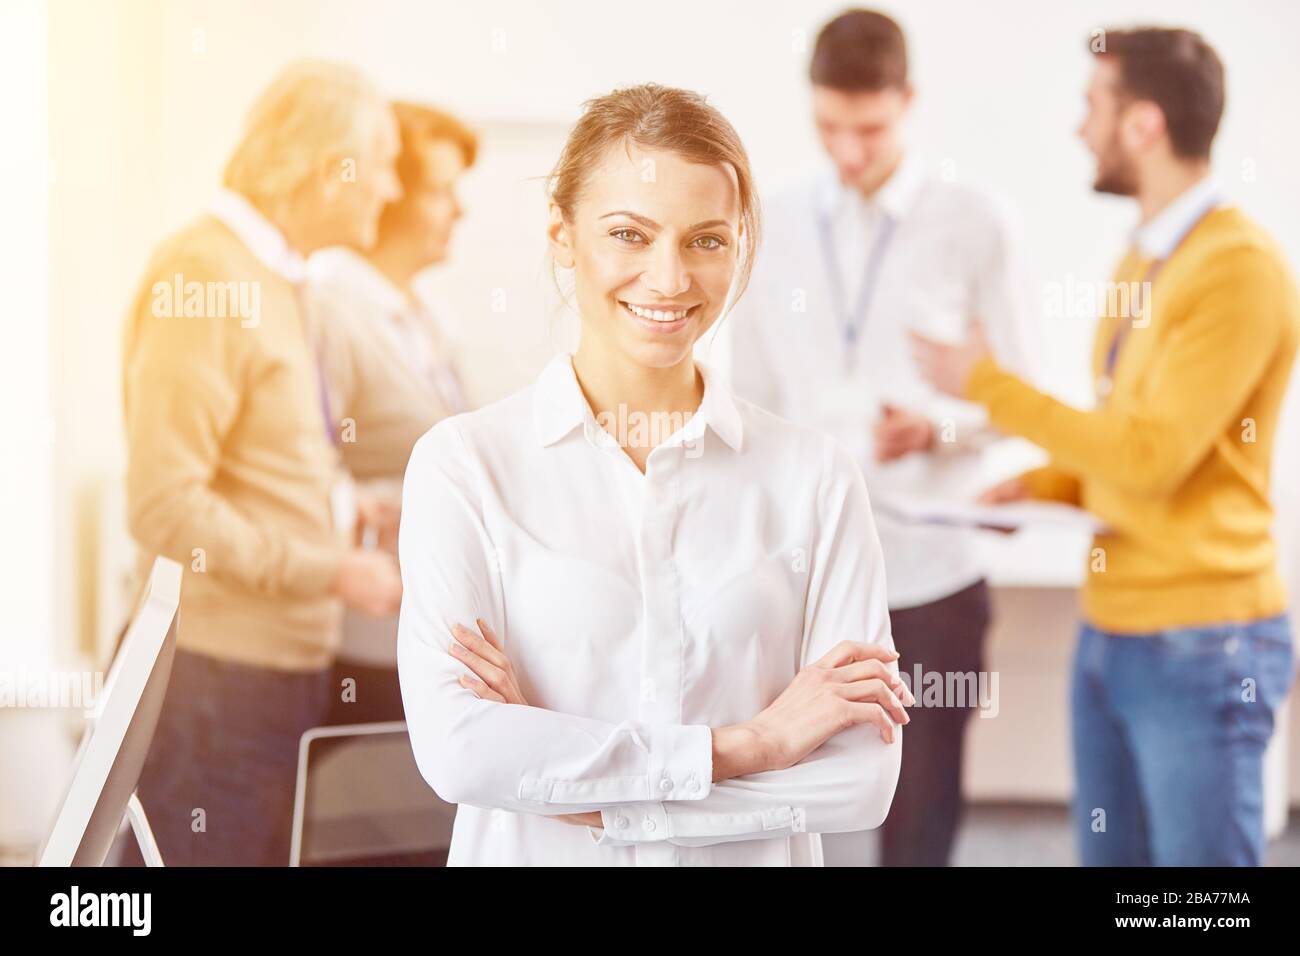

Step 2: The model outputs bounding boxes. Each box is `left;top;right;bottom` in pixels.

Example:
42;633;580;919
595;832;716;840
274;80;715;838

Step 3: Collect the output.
1088;57;1122;96
811;85;906;122
374;107;401;152
578;140;740;226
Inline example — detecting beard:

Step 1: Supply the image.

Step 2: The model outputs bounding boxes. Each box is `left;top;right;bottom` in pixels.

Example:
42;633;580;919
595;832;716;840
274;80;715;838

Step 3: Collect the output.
1092;131;1140;196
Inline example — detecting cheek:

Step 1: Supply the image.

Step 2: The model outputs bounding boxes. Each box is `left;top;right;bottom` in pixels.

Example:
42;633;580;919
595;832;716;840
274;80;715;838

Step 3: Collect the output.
699;253;738;302
576;243;636;298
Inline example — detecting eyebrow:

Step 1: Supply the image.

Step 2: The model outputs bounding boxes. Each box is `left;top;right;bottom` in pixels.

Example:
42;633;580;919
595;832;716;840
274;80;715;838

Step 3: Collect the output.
599;211;733;232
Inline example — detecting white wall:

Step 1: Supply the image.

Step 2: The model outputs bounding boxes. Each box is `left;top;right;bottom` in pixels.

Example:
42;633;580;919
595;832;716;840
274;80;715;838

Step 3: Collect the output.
42;0;1300;661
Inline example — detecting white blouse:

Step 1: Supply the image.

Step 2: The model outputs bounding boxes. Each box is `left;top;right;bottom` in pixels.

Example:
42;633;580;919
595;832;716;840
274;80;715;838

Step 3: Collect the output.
397;351;901;866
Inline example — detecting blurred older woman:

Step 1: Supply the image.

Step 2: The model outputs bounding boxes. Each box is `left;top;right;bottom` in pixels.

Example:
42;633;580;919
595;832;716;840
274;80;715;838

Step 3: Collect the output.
306;102;478;724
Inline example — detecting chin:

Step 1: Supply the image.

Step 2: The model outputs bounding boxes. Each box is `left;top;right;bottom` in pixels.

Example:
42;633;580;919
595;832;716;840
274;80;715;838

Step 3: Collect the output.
1092;173;1137;197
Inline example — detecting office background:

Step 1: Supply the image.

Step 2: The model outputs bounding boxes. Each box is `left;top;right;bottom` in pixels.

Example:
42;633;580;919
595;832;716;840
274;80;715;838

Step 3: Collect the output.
5;0;1300;860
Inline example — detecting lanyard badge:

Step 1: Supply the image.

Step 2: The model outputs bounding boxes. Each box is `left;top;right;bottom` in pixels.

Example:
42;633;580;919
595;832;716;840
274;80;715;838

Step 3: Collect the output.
814;206;899;377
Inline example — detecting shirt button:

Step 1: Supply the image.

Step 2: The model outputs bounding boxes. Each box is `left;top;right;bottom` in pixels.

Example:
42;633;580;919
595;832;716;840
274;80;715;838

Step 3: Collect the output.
659;777;673;792
1224;636;1240;655
642;817;657;832
613;815;628;829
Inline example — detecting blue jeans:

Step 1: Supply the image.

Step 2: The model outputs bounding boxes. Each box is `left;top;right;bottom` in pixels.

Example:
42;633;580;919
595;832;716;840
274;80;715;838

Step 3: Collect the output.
1070;614;1294;866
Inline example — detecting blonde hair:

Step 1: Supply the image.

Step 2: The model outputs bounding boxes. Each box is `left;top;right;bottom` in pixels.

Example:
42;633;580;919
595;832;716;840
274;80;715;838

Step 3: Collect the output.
223;60;390;212
547;83;762;304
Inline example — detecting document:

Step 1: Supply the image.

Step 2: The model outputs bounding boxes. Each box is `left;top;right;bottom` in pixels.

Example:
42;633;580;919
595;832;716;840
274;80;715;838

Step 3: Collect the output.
872;492;1107;534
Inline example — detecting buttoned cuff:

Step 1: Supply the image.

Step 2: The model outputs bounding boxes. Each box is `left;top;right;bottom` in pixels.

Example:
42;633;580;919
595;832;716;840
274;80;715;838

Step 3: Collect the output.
587;804;806;847
517;723;713;806
587;802;671;845
646;723;713;801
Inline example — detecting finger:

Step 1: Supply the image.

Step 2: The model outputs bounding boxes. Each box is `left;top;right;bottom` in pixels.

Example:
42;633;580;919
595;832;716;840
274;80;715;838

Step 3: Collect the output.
839;678;909;724
476;617;504;653
846;701;894;743
817;640;900;668
452;622;509;670
449;639;508;690
457;674;505;703
832;658;910;694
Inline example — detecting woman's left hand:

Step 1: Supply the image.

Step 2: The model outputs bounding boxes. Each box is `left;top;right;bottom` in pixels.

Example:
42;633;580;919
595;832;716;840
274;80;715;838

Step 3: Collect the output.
449;618;529;705
448;619;603;830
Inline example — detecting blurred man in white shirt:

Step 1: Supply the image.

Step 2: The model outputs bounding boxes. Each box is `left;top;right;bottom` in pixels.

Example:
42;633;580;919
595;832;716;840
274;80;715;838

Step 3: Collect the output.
729;8;1038;866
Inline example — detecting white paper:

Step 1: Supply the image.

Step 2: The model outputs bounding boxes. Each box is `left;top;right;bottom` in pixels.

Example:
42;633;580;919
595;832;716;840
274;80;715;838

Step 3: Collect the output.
871;491;1107;534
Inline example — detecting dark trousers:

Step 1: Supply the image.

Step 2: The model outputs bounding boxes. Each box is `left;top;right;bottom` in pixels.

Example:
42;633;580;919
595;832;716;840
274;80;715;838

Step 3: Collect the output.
879;579;991;867
325;659;406;726
118;647;333;866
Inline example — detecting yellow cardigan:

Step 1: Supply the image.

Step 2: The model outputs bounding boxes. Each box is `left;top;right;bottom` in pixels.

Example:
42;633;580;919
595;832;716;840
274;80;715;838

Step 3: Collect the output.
965;207;1300;633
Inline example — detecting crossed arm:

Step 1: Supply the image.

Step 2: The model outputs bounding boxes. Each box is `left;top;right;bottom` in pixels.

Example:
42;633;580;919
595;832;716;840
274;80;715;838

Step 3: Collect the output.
396;422;908;847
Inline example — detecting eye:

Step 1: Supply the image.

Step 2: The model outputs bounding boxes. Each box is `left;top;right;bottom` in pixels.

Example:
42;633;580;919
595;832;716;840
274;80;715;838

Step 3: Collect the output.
610;227;646;245
691;235;727;251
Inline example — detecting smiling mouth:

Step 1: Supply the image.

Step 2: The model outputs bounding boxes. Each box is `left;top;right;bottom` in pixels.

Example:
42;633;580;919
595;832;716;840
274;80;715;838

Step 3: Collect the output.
618;300;700;325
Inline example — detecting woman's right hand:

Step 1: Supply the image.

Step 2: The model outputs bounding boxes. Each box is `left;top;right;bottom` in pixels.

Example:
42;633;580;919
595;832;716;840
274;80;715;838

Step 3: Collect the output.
739;641;914;775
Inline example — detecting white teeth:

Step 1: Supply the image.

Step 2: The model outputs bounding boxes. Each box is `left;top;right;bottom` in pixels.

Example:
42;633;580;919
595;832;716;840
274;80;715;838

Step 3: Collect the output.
626;302;689;321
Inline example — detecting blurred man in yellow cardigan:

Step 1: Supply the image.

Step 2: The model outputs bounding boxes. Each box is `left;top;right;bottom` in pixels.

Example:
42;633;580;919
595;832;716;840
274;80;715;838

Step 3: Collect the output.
915;27;1298;866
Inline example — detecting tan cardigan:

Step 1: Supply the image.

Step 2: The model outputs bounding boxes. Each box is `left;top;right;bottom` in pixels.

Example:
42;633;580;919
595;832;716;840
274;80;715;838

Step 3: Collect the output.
122;216;348;671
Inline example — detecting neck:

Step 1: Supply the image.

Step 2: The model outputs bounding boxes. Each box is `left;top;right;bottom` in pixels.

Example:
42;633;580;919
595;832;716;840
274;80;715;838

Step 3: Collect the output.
1136;159;1211;225
254;197;319;257
367;242;423;301
571;337;703;465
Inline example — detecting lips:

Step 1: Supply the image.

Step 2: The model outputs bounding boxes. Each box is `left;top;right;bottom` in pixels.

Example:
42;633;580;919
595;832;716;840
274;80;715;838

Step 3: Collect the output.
618;300;699;333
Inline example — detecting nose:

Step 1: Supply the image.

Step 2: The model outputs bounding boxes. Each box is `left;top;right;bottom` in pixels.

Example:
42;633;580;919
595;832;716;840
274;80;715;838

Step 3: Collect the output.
643;242;690;299
829;134;869;174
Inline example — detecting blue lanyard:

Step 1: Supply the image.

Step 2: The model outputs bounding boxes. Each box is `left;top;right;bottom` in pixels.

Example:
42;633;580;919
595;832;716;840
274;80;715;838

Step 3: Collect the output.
815;204;898;374
1098;196;1220;400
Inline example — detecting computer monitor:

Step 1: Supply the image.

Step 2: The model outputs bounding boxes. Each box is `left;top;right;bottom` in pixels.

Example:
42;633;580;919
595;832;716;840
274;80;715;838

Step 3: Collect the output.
290;721;454;867
36;556;182;867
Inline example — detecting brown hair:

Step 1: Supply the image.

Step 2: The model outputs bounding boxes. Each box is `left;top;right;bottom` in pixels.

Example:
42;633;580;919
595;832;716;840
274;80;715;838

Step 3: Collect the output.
375;101;477;244
547;83;761;304
1091;27;1225;160
810;9;908;91
391;100;478;190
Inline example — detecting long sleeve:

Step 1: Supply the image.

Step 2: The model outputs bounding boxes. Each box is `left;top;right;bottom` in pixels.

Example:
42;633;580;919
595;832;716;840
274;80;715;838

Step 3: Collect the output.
963;246;1288;499
396;420;716;815
1018;464;1082;506
589;437;903;847
123;254;345;598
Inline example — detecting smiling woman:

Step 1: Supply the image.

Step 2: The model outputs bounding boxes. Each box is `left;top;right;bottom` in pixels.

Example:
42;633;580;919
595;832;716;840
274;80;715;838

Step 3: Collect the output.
395;82;909;867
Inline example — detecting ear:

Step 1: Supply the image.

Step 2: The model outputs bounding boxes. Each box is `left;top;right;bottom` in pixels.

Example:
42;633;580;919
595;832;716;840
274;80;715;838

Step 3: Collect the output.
1122;100;1165;152
547;203;575;269
314;149;346;202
